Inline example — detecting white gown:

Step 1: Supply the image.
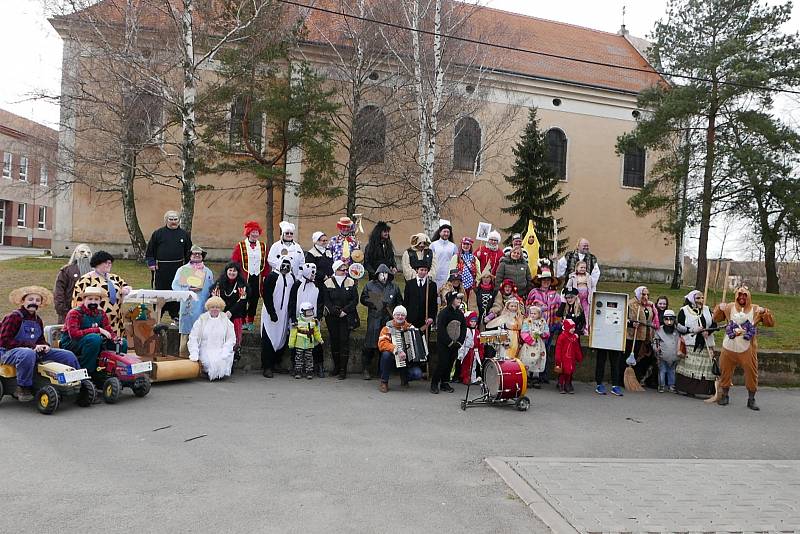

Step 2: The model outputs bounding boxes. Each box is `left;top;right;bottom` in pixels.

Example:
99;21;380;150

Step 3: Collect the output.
262;271;296;351
188;312;235;380
294;279;319;316
430;239;458;289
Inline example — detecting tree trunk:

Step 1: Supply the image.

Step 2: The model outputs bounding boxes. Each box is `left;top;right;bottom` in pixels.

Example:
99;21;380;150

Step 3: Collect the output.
695;89;717;291
763;236;780;294
265;177;275;244
120;149;148;260
179;0;197;235
671;127;691;289
346;91;361;216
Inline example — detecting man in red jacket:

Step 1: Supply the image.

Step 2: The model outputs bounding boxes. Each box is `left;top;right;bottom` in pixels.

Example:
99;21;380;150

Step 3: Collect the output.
475;230;504;277
231;221;270;331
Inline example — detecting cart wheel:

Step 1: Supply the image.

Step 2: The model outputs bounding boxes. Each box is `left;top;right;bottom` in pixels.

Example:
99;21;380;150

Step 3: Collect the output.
515;396;530;412
103;377;122;404
36;385;59;415
76;380;97;407
460;400;467;411
132;375;151;398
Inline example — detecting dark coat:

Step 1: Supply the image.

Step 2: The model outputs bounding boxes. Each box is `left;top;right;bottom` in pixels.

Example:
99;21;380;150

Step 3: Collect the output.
436;303;467;349
211;277;248;320
54;263;82;322
403;277;438;329
364;241;397;279
323;276;359;329
556;301;586;336
495;255;532;295
360;267;403;348
305;246;334;287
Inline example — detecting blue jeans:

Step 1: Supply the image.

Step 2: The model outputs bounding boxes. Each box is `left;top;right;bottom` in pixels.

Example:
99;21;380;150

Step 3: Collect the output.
379;351;409;383
658;359;677;387
0;347;80;387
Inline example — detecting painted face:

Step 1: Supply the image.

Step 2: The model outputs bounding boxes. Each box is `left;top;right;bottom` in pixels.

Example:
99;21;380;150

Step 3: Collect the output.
84;295;102;310
440;228;451;240
23;293;42;312
248;230;260;242
378;272;389;283
578;239;590;253
304;264;317;281
95;259;113;274
280;260;292;274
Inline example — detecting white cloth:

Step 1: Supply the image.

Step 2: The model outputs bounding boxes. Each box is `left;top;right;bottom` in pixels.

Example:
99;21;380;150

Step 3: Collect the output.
246;240;263;276
430;239;458;288
262;271;296;350
294;279;319;317
722;308;754;353
679;304;716;349
188;312;235;380
268;240;304;276
556;253;601;286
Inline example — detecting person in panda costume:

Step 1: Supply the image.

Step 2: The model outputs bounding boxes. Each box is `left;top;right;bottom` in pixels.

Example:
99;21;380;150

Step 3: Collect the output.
268;221;305;277
260;257;297;378
289;262;326;377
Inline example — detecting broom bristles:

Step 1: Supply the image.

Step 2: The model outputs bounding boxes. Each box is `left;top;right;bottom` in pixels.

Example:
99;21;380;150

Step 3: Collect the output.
623;366;645;392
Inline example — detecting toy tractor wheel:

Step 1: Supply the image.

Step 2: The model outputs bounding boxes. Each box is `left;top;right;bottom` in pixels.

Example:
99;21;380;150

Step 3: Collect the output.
36;385;59;415
515;396;530;412
132;375;151;398
76;380;97;407
102;377;122;404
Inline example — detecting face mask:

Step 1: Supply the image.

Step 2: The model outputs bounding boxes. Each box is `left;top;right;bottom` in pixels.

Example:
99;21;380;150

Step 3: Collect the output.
378;273;388;283
87;303;99;311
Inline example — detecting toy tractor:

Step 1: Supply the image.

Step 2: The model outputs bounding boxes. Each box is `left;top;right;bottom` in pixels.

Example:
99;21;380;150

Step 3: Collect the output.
94;343;152;403
0;360;97;415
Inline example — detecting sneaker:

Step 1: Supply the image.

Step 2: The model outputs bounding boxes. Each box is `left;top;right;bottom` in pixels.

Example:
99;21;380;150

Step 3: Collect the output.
669;385;676;393
658;386;665;393
294;373;302;379
610;386;623;397
306;374;313;380
440;383;455;393
595;384;607;395
560;388;567;395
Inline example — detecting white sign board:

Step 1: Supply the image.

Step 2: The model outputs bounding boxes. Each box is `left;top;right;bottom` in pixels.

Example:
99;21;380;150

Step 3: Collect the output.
588;292;628;351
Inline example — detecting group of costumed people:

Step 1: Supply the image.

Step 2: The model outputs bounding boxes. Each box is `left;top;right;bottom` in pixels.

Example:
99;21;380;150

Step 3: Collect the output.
0;212;769;412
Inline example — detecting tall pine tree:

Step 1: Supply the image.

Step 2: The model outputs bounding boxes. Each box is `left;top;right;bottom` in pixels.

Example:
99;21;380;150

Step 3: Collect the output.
502;108;568;258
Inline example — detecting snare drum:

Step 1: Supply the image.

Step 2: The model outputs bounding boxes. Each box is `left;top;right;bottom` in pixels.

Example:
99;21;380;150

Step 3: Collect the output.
479;329;510;346
483;358;527;401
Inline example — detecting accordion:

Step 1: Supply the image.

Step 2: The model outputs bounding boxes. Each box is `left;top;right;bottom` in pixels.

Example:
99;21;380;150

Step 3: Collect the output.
392;327;429;368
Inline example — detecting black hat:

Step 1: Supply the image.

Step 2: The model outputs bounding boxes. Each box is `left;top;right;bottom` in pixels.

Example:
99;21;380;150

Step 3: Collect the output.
445;290;464;305
448;269;460;281
89;250;114;267
562;287;578;297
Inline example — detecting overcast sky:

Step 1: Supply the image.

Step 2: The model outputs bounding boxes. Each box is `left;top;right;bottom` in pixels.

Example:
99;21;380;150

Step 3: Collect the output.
1;0;797;259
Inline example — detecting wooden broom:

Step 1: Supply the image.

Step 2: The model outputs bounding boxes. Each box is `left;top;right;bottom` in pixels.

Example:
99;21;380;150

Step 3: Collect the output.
705;261;730;404
623;303;646;392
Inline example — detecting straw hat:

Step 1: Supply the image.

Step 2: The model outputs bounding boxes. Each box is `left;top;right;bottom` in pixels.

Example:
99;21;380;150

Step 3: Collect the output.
9;286;54;307
80;286;107;299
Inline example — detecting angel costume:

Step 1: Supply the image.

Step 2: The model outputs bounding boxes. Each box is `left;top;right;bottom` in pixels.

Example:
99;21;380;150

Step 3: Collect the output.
188;311;236;380
519;315;549;374
486;299;524;359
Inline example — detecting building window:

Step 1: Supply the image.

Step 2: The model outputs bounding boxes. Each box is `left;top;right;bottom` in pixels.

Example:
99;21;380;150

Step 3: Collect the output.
37;206;47;230
354;105;386;166
124;88;164;146
40;164;48;186
2;153;11;178
19;156;28;181
17;203;26;228
623;146;646;188
229;96;263;152
545;128;567;180
453;117;482;172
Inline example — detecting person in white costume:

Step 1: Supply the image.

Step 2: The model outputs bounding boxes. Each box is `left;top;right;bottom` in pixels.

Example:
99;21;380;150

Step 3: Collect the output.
188;296;236;380
268;221;305;276
261;257;297;377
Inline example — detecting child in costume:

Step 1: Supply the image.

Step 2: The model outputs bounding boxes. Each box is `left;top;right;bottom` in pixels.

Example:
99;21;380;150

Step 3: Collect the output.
288;301;324;379
458;311;483;384
486;298;524;359
473;266;497;326
519;305;549;385
566;260;595;333
653;309;686;393
555;318;583;394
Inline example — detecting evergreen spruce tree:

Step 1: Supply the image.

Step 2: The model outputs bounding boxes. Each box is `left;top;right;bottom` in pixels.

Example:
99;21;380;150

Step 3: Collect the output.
502;108;569;258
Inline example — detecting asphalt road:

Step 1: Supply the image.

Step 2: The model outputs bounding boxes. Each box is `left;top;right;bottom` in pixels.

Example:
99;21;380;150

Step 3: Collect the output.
2;375;799;533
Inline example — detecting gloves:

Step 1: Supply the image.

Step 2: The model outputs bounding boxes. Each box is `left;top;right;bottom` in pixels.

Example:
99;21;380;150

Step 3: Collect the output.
269;312;278;322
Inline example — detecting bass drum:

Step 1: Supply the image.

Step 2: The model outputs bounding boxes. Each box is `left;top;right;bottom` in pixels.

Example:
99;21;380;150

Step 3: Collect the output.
484;358;527;401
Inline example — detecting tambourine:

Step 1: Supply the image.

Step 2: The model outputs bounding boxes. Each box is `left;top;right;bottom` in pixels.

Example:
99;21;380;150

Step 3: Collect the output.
350;249;364;263
348;262;365;279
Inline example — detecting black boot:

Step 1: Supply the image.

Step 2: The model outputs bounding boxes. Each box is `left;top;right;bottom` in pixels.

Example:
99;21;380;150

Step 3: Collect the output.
362;349;372;380
747;392;760;411
718;387;730;406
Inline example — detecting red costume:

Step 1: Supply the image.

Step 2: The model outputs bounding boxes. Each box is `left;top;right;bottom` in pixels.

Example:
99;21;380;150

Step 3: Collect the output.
231;221;271;327
475;245;503;277
459;311;484;385
555;318;583;392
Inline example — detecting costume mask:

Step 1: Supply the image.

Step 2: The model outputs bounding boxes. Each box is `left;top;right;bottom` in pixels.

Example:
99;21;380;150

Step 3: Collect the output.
280;260;291;274
378;272;388;283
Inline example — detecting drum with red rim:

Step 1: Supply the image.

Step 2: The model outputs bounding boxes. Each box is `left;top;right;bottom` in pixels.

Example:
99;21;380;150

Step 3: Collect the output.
483;358;527;401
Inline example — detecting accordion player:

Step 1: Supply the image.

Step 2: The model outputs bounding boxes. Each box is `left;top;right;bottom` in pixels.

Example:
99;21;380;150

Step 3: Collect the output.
392;327;429;368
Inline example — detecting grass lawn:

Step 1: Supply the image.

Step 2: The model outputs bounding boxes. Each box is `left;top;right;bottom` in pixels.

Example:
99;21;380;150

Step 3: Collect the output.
0;257;796;351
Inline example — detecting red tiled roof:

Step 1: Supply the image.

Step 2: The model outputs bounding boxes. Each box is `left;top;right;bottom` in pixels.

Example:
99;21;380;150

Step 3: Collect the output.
53;0;665;95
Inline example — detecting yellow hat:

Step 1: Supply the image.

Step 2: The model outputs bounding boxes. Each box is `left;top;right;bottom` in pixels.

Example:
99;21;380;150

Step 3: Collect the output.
9;286;54;307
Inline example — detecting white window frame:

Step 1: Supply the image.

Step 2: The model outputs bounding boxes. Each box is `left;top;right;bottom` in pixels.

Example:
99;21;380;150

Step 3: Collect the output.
2;152;11;178
17;203;26;228
19;156;28;181
37;206;47;230
40;164;48;186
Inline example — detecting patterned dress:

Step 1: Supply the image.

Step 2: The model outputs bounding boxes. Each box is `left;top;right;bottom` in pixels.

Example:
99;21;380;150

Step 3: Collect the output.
71;272;129;338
